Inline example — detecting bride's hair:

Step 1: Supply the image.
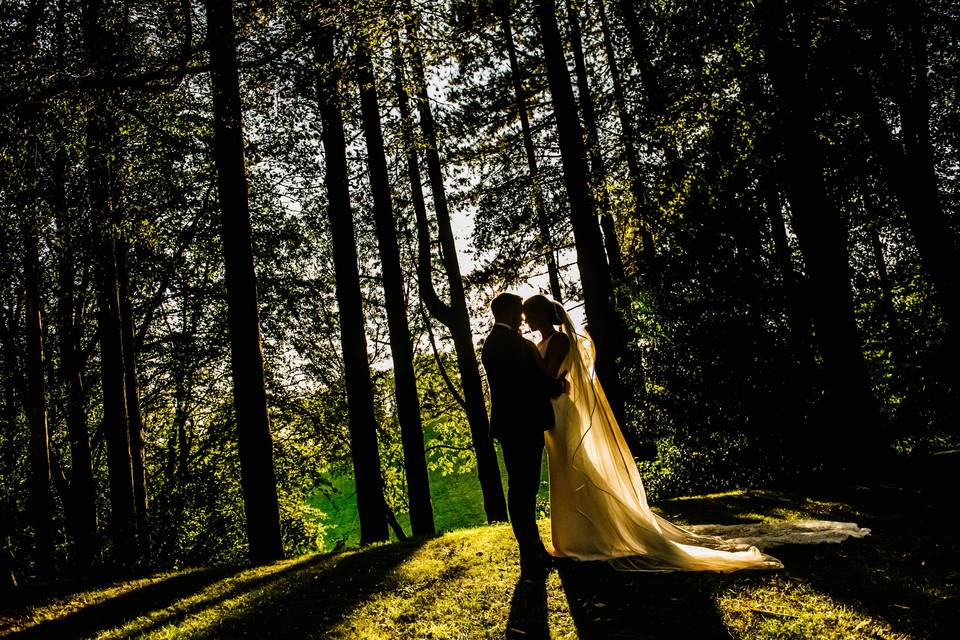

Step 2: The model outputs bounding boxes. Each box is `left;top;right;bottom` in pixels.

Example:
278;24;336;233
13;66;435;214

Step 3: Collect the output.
522;294;564;326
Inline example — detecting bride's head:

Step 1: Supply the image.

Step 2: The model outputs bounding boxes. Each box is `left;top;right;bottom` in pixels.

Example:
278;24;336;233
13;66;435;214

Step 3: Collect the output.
523;295;564;333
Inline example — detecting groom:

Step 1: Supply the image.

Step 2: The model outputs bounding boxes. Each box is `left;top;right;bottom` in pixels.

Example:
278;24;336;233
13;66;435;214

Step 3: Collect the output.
481;293;566;574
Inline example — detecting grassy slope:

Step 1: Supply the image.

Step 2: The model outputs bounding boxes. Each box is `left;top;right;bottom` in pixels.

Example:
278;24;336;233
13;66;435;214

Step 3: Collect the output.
310;444;550;550
2;480;956;639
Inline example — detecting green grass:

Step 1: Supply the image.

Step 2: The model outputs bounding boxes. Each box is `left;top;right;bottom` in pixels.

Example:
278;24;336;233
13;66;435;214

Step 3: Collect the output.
310;444;550;551
2;481;955;639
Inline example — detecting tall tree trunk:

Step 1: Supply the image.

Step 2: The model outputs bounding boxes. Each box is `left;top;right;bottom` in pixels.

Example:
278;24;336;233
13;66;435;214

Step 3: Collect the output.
835;4;960;398
533;0;626;421
615;0;664;115
564;0;624;280
204;0;284;562
868;223;903;364
16;0;57;579
313;25;389;544
117;240;148;557
355;40;434;537
51;143;98;570
596;0;654;265
759;0;880;468
83;0;138;562
88;108;137;565
22;207;55;578
0;503;17;592
398;9;508;523
500;6;563;301
763;174;812;370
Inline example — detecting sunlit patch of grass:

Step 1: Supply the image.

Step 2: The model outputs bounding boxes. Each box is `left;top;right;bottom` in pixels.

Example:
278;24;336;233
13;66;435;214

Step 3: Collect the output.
324;523;576;639
2;486;950;639
717;577;908;640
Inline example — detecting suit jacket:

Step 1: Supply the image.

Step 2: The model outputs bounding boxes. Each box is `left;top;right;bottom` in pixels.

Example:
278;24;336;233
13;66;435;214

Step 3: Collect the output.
481;324;564;443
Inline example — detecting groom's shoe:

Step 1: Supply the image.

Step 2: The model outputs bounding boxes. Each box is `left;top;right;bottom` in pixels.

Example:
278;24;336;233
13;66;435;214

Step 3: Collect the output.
519;560;548;581
519;552;550;580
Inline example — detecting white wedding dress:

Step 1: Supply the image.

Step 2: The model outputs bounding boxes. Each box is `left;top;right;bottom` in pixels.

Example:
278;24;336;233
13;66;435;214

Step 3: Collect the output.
540;309;870;572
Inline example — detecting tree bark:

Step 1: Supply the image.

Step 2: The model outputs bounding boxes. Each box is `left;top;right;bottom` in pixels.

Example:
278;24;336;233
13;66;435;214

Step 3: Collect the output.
51;143;98;570
313;25;389;544
758;0;881;467
533;0;626;421
83;0;138;564
204;0;284;562
763;175;813;370
22;207;55;578
355;40;434;537
834;5;960;397
398;9;508;523
596;0;655;266
117;239;148;558
500;6;563;301
564;0;624;280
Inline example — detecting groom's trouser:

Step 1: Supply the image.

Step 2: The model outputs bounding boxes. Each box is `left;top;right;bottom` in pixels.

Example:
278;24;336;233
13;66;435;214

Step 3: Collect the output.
499;435;545;560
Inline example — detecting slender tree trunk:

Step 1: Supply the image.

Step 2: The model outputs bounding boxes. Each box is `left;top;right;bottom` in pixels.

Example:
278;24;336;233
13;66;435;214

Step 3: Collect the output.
896;3;960;356
51;144;98;570
22;207;55;578
596;0;654;265
0;506;17;592
534;0;626;421
759;0;880;468
868;224;903;361
16;0;57;579
117;240;148;557
615;0;664;115
355;40;434;537
564;0;624;280
88;111;137;565
836;4;960;397
763;175;812;367
204;0;284;562
313;25;389;544
500;7;563;301
399;10;508;523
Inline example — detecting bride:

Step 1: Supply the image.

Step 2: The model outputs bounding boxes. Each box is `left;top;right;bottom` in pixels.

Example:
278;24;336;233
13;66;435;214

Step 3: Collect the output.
522;294;789;572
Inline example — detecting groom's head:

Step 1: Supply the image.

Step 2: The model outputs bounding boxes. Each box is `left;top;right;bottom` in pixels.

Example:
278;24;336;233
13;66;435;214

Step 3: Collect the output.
491;292;523;330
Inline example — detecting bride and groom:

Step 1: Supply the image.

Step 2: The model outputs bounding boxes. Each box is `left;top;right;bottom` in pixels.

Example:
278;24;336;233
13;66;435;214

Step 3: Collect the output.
482;292;788;576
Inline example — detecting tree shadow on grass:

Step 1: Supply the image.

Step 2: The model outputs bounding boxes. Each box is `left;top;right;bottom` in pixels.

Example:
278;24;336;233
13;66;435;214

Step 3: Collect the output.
766;483;960;639
6;539;424;640
556;561;732;639
190;538;425;639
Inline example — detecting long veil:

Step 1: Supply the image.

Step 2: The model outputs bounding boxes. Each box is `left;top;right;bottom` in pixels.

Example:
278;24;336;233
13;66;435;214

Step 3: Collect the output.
552;306;865;572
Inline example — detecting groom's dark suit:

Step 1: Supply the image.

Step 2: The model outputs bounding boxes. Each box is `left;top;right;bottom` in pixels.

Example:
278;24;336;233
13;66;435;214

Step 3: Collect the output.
481;323;564;562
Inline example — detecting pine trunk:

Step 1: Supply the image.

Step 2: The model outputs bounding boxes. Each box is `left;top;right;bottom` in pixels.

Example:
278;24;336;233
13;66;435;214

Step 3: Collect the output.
204;0;285;562
759;0;880;468
51;145;98;569
117;240;149;557
313;26;389;544
22;208;55;578
534;0;626;422
399;12;508;523
500;8;563;301
596;0;655;266
355;41;434;537
564;0;624;280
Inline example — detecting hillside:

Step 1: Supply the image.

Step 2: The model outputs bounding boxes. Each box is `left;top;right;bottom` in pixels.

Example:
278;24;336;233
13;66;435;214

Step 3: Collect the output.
2;479;955;639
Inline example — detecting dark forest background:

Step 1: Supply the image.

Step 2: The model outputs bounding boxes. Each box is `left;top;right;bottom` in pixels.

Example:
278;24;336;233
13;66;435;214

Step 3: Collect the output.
0;0;957;587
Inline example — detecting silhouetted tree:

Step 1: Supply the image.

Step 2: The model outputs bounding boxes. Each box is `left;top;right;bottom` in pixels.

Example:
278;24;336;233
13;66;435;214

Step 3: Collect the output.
204;0;285;562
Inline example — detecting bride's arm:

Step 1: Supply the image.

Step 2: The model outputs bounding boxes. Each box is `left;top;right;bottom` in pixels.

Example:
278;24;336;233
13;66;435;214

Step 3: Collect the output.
524;339;564;397
542;333;570;378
